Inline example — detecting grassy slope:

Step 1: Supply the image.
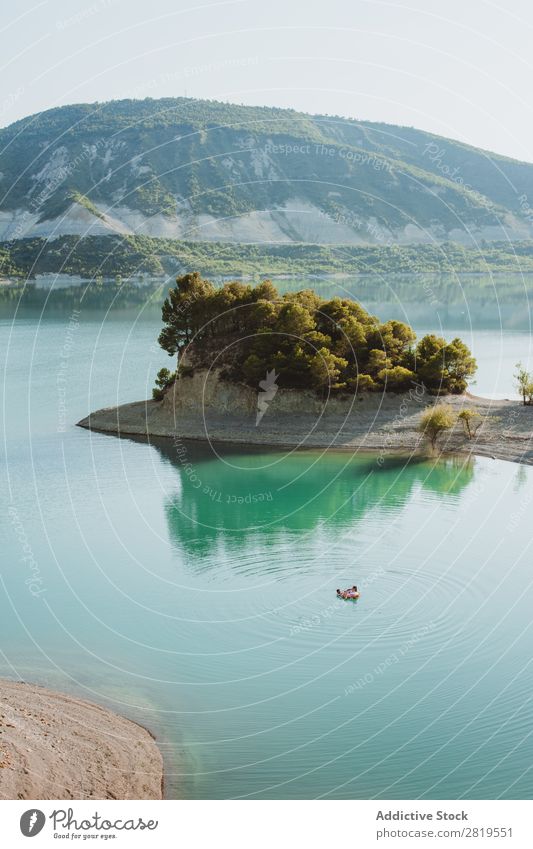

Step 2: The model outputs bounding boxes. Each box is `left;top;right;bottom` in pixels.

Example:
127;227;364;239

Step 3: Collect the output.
3;235;533;281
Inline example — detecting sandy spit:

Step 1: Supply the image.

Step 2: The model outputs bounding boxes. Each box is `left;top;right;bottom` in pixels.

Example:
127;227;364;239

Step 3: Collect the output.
77;388;533;466
0;680;163;800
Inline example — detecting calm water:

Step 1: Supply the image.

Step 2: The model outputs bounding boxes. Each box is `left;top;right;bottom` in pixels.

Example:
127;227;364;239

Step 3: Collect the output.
1;286;533;799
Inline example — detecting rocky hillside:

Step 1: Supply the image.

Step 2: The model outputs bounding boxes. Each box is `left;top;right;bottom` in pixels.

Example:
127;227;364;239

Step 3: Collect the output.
2;97;533;245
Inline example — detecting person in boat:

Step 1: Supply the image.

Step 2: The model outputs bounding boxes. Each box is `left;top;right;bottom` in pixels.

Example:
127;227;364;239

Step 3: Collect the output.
337;587;359;598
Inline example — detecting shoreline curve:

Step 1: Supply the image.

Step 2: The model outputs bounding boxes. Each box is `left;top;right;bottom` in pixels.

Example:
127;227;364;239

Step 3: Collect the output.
0;679;164;800
77;381;533;467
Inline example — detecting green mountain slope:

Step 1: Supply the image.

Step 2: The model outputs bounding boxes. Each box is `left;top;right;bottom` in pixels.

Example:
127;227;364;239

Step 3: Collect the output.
1;97;532;246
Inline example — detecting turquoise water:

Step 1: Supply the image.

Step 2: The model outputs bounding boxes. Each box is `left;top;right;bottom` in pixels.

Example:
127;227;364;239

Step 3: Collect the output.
2;306;533;799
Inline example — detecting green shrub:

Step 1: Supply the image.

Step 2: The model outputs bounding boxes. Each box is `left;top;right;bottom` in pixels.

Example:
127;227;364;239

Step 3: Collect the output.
458;408;482;438
152;367;176;401
377;366;416;391
418;404;456;450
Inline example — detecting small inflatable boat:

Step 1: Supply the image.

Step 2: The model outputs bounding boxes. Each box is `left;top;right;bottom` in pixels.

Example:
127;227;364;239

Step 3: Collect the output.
338;590;360;600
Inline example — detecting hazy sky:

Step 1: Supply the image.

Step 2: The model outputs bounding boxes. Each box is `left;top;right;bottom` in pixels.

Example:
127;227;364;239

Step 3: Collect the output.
3;0;533;161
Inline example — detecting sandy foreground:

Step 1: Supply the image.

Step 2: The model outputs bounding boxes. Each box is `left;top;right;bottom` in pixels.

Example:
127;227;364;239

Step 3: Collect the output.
0;680;163;800
78;378;533;466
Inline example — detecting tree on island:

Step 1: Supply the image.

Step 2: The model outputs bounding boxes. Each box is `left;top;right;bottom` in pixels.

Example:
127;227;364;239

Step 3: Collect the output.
458;408;482;439
418;404;456;451
152;367;176;401
156;273;477;397
514;362;533;405
415;334;476;394
158;272;215;354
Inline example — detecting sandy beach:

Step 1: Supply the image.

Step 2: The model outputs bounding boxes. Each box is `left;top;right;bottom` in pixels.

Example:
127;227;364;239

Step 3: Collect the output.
77;371;533;466
0;680;163;800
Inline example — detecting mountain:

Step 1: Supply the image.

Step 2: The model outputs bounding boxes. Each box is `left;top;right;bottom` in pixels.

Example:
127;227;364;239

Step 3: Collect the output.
1;97;533;246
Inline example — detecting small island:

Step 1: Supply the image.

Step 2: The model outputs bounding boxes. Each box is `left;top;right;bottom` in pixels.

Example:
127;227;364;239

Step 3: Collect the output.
79;274;533;466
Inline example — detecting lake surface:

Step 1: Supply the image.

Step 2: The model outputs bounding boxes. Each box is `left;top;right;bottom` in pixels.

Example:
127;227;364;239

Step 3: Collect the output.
1;280;533;799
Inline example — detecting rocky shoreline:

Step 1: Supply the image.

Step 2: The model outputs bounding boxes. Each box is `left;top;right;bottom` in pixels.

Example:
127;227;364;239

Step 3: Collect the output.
77;370;533;466
0;680;164;800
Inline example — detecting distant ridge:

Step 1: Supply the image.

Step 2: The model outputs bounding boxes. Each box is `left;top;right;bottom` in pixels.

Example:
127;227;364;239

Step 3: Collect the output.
1;96;533;246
